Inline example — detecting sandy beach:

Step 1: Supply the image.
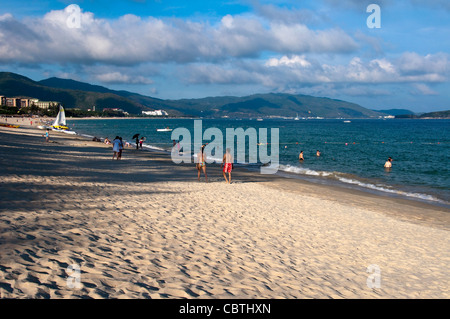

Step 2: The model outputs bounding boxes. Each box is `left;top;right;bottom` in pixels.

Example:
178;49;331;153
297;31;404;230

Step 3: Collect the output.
0;119;449;299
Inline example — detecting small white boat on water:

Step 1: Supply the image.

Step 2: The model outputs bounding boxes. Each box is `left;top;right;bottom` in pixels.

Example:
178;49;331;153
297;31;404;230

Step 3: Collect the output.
157;127;173;132
343;120;351;123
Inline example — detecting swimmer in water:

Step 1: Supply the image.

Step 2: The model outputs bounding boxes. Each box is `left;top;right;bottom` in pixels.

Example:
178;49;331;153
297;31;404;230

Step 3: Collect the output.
384;157;392;168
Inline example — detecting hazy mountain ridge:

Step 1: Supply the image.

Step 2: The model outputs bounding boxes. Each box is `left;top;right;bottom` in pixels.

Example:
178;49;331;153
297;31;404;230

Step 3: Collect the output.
373;109;415;116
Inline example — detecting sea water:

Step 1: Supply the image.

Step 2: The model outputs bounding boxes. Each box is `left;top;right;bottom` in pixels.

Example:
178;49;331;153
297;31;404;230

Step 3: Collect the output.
67;118;450;208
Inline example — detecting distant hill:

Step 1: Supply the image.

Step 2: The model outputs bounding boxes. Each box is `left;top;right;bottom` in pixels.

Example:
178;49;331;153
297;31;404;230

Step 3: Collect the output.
39;77;112;94
374;109;415;116
38;76;183;115
170;93;384;118
394;110;450;119
419;110;450;118
1;71;386;118
0;72;159;115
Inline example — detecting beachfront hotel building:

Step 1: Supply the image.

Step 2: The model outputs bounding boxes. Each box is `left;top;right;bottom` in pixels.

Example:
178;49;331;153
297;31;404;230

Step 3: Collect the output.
0;96;60;109
30;99;60;109
0;96;22;107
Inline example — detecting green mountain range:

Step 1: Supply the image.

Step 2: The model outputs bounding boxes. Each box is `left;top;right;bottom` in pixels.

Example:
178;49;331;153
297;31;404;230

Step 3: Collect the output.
1;71;386;118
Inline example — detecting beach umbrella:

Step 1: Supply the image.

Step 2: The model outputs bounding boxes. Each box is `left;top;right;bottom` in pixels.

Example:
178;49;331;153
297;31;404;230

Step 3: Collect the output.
132;133;140;139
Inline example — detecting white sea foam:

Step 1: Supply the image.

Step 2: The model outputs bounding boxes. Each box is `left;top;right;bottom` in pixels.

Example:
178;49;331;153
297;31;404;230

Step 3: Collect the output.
278;164;445;204
278;164;332;177
142;143;166;152
337;177;440;202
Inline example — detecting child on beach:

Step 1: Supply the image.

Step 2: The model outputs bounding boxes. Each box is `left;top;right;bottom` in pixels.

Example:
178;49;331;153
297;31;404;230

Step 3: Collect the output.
43;129;49;142
112;136;121;160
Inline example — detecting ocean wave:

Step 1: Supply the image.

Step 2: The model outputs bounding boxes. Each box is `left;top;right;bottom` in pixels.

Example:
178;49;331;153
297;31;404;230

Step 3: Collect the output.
336;177;442;203
278;164;333;177
278;164;446;205
141;143;167;152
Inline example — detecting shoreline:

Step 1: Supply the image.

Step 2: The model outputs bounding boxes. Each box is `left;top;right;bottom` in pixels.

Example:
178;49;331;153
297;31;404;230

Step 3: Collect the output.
66;117;450;210
0;123;449;299
4;116;449;212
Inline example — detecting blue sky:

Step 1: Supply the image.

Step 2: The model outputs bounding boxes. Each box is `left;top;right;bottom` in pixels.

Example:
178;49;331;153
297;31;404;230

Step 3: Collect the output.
0;0;449;112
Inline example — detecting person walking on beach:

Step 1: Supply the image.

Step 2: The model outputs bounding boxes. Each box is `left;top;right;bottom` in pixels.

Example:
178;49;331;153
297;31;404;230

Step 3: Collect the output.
139;137;145;149
196;145;208;182
299;151;304;161
112;136;121;160
221;148;233;184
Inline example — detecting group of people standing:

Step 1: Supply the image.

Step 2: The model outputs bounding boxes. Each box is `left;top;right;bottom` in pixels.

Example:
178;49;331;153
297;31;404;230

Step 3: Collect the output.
135;136;145;150
111;135;145;160
196;145;233;184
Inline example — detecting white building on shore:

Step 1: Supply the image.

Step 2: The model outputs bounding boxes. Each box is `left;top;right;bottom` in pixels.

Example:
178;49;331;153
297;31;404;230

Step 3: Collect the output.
142;110;168;116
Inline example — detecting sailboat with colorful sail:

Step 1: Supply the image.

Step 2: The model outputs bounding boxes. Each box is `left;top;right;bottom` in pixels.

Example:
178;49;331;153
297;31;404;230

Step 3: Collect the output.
52;106;69;131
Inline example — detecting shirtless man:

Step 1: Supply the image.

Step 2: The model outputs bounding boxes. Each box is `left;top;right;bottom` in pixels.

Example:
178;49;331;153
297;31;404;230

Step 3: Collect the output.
299;151;304;161
221;148;233;184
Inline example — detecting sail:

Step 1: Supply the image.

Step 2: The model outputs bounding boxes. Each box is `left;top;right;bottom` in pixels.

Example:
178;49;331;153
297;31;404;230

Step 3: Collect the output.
53;106;66;127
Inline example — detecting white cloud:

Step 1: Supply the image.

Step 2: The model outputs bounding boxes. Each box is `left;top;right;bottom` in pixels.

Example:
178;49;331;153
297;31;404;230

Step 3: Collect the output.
268;24;358;53
221;14;234;29
398;52;449;77
0;5;359;67
95;72;153;85
411;83;439;95
1;4;448;105
183;52;450;94
266;55;312;67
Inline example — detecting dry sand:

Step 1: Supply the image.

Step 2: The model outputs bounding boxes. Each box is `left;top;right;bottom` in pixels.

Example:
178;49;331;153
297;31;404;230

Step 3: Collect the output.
0;120;449;299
